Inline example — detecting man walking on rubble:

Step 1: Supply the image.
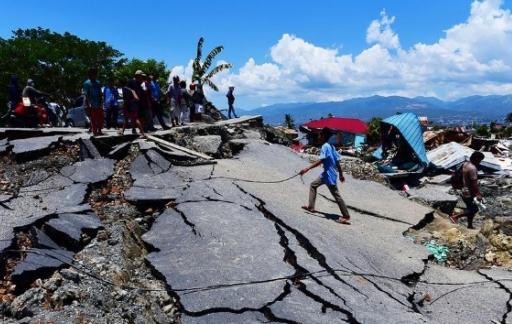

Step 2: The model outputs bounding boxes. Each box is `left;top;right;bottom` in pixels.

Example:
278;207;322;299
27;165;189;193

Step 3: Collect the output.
450;151;485;229
300;127;351;224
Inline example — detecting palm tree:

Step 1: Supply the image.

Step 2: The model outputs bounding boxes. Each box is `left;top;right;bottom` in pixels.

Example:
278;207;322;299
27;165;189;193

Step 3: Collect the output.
192;37;232;91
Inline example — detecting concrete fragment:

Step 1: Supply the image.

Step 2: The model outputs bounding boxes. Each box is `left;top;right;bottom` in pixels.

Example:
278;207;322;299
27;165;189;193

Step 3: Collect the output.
107;142;131;159
11;248;74;292
45;213;102;250
192;135;222;155
60;158;115;184
78;138;101;160
10;135;62;160
408;184;458;213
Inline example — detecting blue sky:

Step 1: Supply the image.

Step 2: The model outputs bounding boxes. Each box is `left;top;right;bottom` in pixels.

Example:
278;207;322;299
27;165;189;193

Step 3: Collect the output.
2;0;512;109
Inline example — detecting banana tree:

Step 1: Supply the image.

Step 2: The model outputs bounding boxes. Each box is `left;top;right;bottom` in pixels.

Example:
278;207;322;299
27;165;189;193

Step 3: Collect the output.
192;37;232;91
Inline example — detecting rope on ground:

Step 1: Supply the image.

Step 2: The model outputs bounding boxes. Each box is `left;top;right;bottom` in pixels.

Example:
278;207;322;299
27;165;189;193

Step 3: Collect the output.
7;249;509;296
206;173;302;184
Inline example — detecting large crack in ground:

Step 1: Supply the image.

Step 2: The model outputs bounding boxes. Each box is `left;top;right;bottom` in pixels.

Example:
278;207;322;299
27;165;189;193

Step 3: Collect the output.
234;183;363;323
478;270;512;324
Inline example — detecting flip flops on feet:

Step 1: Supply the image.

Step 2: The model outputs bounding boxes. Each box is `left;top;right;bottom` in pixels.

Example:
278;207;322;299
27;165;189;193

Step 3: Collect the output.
336;217;351;225
449;215;458;224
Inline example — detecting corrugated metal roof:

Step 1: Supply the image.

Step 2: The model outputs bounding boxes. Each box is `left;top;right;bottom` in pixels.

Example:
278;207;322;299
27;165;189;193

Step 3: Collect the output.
381;113;429;166
427;142;502;171
303;117;368;135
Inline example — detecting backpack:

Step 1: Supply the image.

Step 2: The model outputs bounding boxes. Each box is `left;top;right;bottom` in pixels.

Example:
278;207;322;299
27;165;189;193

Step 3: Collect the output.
451;163;464;190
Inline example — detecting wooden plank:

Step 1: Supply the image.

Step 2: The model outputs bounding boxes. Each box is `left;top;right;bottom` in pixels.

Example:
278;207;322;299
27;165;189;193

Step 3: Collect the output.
147;135;214;160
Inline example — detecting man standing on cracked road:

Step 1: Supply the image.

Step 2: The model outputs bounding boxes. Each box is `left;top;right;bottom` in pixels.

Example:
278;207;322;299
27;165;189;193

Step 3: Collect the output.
300;127;351;224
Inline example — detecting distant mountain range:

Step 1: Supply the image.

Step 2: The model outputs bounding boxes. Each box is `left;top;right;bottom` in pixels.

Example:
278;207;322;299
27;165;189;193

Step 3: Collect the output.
242;95;512;126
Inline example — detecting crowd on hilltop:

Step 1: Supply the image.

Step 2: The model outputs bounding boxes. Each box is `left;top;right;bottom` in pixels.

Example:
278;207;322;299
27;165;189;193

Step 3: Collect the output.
6;68;239;136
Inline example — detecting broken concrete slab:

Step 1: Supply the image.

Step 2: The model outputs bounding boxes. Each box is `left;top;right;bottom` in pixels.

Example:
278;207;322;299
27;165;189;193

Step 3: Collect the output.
78;138;101;160
126;158;185;204
31;228;62;250
416;265;510;323
45;213;102;250
143;206;294;312
192;135;222;155
408;184;458;213
181;312;266;324
11;248;74;293
0;138;11;154
145;149;171;172
124;186;182;204
60;158;115;184
1;175;89;254
10;135;62;160
129;151;171;180
107;142;131;160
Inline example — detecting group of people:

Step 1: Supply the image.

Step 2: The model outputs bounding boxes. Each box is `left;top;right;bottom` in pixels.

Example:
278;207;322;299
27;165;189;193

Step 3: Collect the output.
83;68;210;137
6;67;240;135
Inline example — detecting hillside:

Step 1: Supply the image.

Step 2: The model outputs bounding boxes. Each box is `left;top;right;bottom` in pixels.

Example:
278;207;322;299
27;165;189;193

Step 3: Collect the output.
244;95;512;125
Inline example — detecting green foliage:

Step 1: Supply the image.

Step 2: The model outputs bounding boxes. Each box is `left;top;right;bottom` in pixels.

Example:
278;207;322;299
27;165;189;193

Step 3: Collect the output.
367;117;382;145
283;114;295;129
506;112;512;124
114;58;168;85
191;37;232;91
0;28;123;109
475;124;489;137
504;127;512;138
490;120;498;133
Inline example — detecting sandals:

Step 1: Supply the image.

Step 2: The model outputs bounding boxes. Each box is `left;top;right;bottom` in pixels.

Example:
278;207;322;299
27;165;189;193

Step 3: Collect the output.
336;217;351;225
449;215;458;224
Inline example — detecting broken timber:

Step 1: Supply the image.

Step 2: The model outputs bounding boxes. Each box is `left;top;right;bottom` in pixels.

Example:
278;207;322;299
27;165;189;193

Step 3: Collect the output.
147;135;215;161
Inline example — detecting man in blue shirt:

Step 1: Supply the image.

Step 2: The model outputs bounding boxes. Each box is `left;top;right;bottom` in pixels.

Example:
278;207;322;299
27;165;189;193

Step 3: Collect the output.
103;79;119;129
149;74;170;130
300;127;351;224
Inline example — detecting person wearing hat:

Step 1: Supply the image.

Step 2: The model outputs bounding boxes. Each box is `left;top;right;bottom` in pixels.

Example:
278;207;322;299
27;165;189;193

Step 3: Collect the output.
83;67;104;135
226;86;238;119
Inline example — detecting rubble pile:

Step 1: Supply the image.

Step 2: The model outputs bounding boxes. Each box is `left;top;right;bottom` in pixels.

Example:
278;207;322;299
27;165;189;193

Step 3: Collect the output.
405;215;512;269
0;116;268;323
479;176;512;218
339;158;387;184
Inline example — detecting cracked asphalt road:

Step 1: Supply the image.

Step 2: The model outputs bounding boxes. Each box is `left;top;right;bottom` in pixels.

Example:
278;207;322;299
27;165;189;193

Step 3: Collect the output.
141;137;512;324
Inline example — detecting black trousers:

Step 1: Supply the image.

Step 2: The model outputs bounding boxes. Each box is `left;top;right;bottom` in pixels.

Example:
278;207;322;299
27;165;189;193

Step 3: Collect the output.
462;196;479;228
105;106;119;129
228;104;237;118
152;101;167;128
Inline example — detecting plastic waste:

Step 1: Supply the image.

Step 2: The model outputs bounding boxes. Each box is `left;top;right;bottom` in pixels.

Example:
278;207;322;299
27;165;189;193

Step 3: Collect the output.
474;197;487;210
425;240;449;263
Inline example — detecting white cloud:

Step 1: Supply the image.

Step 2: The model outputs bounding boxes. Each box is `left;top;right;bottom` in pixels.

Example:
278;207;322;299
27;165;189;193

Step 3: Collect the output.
183;0;512;108
366;10;400;49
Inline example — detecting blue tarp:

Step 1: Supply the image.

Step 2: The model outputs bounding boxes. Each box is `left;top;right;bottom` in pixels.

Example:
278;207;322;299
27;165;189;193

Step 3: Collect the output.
373;112;429;166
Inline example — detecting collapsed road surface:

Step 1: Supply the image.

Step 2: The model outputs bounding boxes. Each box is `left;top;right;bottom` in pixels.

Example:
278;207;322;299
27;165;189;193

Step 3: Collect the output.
1;119;512;323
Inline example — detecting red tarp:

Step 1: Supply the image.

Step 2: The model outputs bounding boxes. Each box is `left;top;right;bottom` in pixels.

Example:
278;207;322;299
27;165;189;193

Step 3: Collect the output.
303;117;368;135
